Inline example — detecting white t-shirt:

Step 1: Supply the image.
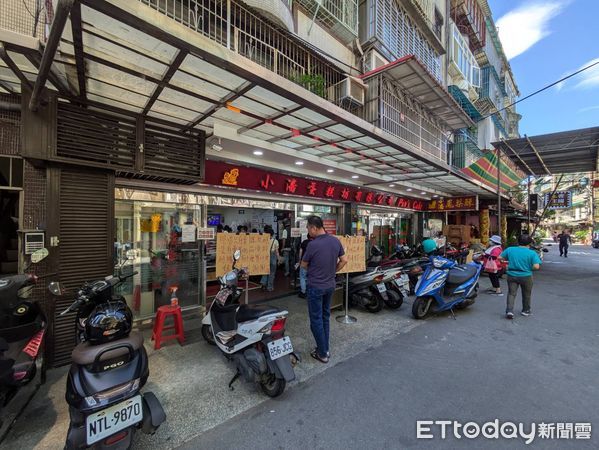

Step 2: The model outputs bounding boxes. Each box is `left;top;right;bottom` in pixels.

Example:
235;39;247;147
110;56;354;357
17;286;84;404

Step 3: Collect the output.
269;238;279;254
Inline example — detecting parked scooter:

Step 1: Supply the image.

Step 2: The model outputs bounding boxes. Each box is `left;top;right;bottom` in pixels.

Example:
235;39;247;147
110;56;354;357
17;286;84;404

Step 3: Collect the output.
348;266;402;312
0;249;50;421
59;269;165;449
202;250;296;398
412;253;483;320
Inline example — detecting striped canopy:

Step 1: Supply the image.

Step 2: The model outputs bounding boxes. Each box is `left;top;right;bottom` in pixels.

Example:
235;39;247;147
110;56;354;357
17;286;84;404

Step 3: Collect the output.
461;152;525;193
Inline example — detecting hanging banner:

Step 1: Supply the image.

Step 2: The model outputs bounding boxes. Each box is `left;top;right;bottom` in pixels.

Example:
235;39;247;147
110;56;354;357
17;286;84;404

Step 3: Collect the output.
544;191;572;209
216;233;270;276
426;195;478;212
336;236;366;274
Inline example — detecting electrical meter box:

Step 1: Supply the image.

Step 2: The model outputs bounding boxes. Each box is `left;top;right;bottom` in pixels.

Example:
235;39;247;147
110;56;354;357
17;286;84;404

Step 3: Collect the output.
21;230;45;255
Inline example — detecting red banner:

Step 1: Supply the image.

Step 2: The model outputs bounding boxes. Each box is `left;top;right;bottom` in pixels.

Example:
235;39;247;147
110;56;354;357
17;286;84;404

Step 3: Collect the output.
426;196;478;212
204;161;426;211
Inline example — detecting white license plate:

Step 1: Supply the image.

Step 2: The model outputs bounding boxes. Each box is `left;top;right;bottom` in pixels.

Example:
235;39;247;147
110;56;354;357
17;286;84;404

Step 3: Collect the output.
376;283;387;293
267;336;293;360
395;277;409;288
86;395;143;445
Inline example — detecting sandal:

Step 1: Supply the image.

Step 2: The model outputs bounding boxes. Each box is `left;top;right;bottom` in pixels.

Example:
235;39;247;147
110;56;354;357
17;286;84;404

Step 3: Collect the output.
310;349;329;364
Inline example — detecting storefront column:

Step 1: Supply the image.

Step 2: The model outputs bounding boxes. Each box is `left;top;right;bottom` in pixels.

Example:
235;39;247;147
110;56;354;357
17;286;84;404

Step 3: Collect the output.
480;208;490;246
501;215;507;245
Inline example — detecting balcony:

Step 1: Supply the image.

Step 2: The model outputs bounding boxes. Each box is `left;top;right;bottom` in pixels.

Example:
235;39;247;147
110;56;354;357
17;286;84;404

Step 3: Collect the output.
450;129;483;169
475;65;505;115
400;0;445;53
138;0;345;98
295;0;358;44
451;0;486;52
362;0;443;82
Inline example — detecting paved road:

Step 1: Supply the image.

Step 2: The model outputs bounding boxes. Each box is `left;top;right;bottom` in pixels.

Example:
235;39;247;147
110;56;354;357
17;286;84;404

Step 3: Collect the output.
179;243;599;450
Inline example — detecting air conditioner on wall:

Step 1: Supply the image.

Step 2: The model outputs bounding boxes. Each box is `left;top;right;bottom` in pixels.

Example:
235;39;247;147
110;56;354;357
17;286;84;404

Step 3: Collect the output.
365;49;389;72
327;76;366;109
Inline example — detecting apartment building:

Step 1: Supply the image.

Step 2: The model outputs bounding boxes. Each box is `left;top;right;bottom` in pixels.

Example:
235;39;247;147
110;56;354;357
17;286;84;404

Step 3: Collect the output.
1;0;517;364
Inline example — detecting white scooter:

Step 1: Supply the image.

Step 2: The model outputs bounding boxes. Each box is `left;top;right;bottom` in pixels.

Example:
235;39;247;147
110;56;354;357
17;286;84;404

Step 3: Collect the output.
201;250;297;397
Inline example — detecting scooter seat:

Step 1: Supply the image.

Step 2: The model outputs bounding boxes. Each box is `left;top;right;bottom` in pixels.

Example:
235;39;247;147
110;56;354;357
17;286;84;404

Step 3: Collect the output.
447;265;478;285
236;305;279;323
71;331;143;366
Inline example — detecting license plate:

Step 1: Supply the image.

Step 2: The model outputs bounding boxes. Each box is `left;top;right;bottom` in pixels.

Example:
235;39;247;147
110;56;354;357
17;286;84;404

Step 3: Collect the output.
376;283;387;293
395;277;409;288
86;395;143;445
267;336;293;360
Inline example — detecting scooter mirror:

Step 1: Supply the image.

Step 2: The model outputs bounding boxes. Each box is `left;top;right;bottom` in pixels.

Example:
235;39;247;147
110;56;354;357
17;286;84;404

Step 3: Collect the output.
48;281;64;296
233;250;241;261
31;248;49;264
542;248;549;253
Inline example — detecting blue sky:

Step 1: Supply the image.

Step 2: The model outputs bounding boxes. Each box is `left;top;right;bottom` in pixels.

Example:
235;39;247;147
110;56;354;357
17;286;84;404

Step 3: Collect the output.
488;0;599;136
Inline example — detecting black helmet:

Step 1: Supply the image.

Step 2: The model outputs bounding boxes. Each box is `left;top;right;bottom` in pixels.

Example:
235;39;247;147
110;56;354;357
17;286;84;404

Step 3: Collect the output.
518;234;533;246
85;301;132;344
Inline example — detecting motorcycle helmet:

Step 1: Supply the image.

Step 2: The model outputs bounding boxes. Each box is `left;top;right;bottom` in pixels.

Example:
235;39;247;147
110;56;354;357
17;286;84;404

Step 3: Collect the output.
85;301;132;344
422;238;437;255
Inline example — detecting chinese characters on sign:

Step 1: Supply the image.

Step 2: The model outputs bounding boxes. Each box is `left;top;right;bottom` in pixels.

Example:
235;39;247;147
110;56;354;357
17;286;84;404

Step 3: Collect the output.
335;236;366;274
544;191;572;210
204;161;426;210
215;233;270;276
426;196;478;212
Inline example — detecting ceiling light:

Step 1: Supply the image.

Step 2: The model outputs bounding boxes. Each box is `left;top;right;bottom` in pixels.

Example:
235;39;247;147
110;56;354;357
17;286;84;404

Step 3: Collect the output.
253;150;263;156
327;169;334;173
420;192;426;195
295;161;304;165
432;194;438;198
406;188;412;191
389;184;395;187
352;175;359;179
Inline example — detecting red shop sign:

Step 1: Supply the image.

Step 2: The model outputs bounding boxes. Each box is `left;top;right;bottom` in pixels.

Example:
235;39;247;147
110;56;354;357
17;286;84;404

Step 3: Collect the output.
204;161;425;211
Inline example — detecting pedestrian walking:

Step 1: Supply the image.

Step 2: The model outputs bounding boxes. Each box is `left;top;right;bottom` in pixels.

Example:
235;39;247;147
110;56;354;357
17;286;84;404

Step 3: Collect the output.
483;235;504;296
301;215;348;363
296;235;312;299
558;230;572;257
499;234;541;319
260;228;279;292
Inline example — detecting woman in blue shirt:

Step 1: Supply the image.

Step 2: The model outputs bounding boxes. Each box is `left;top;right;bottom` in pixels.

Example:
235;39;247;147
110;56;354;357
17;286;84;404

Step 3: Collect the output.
499;234;542;319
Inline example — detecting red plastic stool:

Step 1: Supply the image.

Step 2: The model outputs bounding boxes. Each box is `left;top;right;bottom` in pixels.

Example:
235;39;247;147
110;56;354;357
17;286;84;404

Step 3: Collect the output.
151;305;185;350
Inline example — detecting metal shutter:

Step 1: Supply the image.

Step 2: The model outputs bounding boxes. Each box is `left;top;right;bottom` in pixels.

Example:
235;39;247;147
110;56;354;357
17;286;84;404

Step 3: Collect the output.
50;168;114;366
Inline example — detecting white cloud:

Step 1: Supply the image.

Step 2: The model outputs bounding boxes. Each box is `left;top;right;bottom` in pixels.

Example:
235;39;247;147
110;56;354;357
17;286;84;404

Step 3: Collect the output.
556;57;599;91
496;2;566;60
577;105;599;114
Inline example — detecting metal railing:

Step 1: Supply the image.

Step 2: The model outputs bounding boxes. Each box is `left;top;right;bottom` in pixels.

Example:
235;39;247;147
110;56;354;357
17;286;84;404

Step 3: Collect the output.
368;0;442;82
138;0;345;97
450;129;482;169
0;0;49;40
360;75;448;163
295;0;359;42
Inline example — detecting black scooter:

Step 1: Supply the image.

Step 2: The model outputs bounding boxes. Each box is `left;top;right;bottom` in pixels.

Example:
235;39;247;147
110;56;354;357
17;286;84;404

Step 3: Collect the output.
59;270;165;449
0;248;51;424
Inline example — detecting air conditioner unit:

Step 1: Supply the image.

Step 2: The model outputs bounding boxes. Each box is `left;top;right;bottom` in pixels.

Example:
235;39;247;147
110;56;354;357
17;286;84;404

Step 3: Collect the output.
365;49;388;72
327;76;366;108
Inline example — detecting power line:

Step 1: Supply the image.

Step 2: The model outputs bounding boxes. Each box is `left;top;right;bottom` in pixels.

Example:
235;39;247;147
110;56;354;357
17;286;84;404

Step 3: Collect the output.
478;59;599;122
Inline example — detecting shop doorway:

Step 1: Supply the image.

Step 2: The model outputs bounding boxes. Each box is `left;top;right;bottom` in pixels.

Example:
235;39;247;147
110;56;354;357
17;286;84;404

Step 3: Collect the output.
356;210;413;257
0;190;20;276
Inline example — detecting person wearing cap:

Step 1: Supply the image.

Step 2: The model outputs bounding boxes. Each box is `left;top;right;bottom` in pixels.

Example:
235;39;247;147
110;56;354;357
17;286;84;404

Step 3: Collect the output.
484;235;504;296
499;234;542;319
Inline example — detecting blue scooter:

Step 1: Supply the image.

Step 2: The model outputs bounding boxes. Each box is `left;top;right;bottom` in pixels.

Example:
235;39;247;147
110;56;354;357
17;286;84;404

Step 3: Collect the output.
412;253;483;319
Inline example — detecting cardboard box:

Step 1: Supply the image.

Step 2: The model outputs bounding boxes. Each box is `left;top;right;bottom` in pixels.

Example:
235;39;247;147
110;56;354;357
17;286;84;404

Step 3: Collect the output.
443;225;470;245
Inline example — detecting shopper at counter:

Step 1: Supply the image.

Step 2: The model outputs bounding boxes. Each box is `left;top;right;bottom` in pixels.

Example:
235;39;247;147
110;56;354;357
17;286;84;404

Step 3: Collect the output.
301;215;348;363
260;228;280;292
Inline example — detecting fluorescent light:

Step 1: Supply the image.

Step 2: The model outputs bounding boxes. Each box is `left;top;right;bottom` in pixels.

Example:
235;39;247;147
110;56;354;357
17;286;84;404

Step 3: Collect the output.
327;169;334;173
295;161;304;165
432;194;438;198
406;188;412;191
253;150;263;156
420;192;426;195
351;175;359;179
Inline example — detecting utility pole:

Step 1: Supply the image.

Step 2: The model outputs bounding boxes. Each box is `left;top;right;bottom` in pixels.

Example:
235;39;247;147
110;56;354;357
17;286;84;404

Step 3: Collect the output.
496;147;501;236
527;176;531;233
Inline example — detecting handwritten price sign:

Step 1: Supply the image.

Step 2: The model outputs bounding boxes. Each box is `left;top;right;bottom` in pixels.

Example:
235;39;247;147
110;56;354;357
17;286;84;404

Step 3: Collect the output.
216;233;270;276
336;236;366;274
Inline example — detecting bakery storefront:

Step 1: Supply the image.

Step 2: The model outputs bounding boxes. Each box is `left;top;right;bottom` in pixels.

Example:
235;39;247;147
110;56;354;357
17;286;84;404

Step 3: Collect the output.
113;161;426;319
